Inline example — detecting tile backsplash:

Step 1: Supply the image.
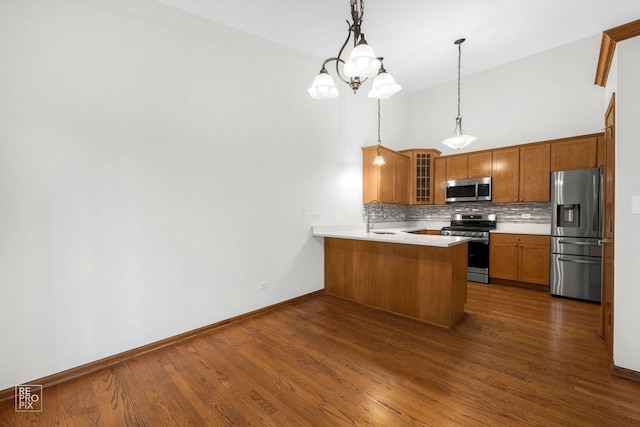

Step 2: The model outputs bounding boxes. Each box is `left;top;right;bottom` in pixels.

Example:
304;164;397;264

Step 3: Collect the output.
364;202;551;224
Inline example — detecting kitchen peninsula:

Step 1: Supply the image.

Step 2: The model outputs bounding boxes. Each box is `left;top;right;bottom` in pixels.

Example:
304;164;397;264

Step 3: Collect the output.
313;227;470;328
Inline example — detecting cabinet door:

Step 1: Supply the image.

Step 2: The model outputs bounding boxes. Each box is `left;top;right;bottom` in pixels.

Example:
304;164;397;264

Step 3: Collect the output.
467;151;492;178
489;234;519;281
400;149;439;205
446;155;468;180
550;136;598;171
433;157;447;205
362;146;380;202
519;143;550;202
394;153;410;204
362;146;408;204
518;235;550;286
492;147;520;203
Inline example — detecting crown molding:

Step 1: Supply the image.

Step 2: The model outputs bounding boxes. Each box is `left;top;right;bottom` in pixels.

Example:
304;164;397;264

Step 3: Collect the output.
595;19;640;87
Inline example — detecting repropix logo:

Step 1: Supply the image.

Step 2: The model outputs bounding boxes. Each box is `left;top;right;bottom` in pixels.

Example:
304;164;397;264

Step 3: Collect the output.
15;385;43;412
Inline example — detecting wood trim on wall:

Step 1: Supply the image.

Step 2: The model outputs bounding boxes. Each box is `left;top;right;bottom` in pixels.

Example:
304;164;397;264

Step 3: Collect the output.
611;363;640;383
595;19;640;87
0;290;323;404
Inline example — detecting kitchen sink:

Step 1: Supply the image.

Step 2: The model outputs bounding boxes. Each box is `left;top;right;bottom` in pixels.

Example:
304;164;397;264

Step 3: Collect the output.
371;231;396;235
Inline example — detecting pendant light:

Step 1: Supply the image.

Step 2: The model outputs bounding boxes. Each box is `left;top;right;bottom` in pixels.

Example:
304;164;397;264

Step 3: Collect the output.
442;38;476;150
373;99;385;165
308;0;400;100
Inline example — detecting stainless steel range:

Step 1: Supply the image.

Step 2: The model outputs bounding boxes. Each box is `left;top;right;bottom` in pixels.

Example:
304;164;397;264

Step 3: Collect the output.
441;213;496;283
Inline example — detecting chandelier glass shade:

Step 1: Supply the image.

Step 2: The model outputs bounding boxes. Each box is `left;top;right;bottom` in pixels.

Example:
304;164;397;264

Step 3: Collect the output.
344;41;381;78
368;69;401;99
308;0;400;99
307;69;339;99
442;38;476;150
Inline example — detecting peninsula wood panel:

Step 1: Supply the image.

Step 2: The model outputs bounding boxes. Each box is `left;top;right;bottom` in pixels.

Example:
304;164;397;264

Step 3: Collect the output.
324;238;467;328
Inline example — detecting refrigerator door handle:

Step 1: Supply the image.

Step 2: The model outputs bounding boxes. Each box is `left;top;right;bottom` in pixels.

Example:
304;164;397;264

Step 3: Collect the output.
557;240;600;246
557;257;601;265
592;173;599;233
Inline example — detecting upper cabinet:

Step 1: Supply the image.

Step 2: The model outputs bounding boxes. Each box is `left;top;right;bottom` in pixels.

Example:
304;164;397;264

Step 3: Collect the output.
550;133;604;171
362;132;601;207
519;143;551;202
399;149;441;205
445;151;492;180
433;157;447;205
362;145;409;204
492;143;550;203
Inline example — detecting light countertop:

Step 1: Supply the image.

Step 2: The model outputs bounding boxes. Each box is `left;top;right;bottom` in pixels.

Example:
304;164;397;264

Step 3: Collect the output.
492;223;551;235
313;221;551;246
312;225;470;248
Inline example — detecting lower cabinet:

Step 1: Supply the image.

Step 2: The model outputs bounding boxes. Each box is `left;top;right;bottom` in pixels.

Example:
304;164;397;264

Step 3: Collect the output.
490;233;550;287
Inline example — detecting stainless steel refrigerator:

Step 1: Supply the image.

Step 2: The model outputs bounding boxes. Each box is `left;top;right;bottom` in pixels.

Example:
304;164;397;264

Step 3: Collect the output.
550;168;603;302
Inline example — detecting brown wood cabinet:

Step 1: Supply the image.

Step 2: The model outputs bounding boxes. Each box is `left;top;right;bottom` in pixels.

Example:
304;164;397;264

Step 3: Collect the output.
433;157;447;205
324;237;468;328
550;133;604;171
445;151;492;180
519;143;550;202
492;144;550;203
362;145;409;204
490;233;550;287
400;149;441;205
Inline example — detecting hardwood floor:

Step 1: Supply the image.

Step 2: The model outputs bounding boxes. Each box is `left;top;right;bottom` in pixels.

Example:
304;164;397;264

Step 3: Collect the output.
2;283;640;426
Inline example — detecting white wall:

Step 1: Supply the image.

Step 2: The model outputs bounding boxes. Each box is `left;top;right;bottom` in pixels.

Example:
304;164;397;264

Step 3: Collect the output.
0;0;408;390
408;35;604;155
612;36;640;372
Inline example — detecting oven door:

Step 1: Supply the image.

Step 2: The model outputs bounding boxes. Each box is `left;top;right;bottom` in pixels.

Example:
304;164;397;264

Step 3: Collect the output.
468;239;490;283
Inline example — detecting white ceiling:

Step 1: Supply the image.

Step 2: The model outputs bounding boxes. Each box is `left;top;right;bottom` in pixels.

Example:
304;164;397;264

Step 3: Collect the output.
153;0;640;93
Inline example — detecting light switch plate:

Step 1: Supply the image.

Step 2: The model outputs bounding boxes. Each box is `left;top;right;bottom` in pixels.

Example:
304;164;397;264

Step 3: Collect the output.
632;196;640;215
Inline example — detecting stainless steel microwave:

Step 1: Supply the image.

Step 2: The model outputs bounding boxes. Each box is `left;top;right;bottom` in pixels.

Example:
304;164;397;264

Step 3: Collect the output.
445;177;492;202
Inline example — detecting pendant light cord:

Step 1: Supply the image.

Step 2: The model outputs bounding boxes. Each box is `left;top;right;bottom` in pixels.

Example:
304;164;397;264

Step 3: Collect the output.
456;40;462;118
377;98;382;145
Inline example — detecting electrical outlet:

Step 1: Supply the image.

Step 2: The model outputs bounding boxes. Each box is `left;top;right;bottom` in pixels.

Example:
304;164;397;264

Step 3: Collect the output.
303;206;309;216
313;212;320;220
259;281;270;290
521;213;531;219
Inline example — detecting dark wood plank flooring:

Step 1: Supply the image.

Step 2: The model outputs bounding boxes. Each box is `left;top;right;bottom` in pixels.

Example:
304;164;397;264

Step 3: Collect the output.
2;283;640;426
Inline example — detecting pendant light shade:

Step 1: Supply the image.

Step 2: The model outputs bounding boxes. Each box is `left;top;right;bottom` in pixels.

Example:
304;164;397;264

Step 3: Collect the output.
308;70;339;99
442;38;476;150
368;69;401;99
442;116;477;149
344;39;381;78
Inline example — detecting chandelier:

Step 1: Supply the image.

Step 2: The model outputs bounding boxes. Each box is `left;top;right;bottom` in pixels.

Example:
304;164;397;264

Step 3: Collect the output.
307;0;401;100
441;38;477;150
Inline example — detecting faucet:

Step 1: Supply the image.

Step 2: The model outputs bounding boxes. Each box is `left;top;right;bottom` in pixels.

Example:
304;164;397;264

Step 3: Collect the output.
365;200;384;233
